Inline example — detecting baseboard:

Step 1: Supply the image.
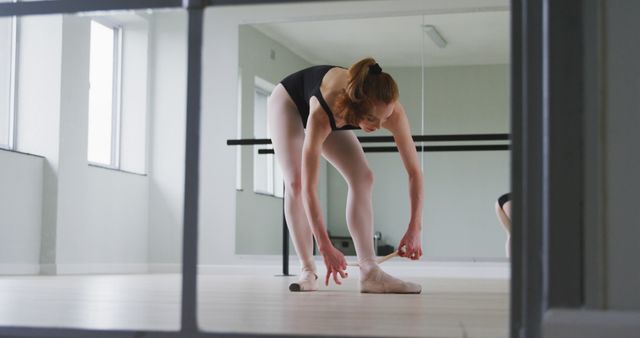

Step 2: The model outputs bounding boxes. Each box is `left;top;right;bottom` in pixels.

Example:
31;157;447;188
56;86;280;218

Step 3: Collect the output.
196;257;510;279
1;260;510;278
40;264;56;275
543;309;640;338
0;263;40;275
147;264;284;275
55;263;149;274
148;264;181;273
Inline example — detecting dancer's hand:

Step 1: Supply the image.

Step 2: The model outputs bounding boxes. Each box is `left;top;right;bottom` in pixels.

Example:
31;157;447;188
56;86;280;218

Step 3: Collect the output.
398;228;422;260
320;245;348;286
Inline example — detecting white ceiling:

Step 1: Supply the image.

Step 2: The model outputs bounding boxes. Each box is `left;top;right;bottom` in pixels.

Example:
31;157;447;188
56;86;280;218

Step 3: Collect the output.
253;10;509;68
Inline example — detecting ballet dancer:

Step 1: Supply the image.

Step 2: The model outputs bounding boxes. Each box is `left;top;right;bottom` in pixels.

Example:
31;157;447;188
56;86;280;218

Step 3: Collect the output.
268;57;423;293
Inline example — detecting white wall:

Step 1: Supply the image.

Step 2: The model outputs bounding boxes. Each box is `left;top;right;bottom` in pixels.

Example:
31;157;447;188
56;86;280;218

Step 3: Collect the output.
15;14;64;272
120;18;149;174
146;11;187;270
0;150;43;274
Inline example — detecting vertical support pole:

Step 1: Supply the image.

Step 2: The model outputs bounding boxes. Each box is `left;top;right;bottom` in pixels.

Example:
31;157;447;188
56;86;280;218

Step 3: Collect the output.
282;183;289;276
510;4;523;337
278;183;293;276
181;1;204;333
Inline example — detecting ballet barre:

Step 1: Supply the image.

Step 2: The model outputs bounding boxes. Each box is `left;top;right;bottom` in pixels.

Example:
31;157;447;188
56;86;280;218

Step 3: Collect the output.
227;133;510;276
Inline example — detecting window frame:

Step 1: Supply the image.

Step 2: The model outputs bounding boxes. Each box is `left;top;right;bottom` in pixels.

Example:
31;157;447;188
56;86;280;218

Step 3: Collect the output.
252;84;274;196
251;76;283;199
236;69;243;191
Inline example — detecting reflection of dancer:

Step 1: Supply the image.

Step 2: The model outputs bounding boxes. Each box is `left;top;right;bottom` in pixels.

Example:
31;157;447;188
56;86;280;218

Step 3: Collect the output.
495;193;512;258
268;58;422;293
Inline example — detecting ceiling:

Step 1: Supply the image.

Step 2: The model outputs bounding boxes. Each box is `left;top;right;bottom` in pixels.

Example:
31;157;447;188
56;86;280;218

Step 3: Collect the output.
253;10;510;68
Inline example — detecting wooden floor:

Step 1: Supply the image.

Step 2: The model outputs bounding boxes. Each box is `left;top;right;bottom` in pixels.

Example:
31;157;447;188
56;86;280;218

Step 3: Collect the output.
0;267;509;337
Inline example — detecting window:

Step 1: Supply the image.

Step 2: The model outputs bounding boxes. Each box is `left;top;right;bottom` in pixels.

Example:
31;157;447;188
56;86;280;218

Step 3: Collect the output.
87;16;149;174
253;77;283;198
87;20;122;167
0;14;17;150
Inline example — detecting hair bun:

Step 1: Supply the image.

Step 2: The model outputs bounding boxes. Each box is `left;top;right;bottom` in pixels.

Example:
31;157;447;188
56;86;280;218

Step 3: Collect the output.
368;63;382;74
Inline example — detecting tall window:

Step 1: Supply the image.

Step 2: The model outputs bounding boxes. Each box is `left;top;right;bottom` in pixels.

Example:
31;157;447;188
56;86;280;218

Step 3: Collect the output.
0;15;17;150
253;77;283;198
87;20;122;167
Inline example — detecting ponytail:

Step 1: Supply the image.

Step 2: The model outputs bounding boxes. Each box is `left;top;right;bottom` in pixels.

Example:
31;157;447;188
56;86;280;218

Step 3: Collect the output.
336;57;399;126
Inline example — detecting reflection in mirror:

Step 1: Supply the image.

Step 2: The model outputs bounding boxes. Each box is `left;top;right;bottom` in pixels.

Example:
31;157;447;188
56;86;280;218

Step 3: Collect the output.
235;15;424;257
0;9;186;331
200;5;510;337
420;11;511;260
235;11;510;260
197;0;509;337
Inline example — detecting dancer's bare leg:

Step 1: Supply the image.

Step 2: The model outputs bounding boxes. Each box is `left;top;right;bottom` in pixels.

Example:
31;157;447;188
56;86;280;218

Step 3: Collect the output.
322;131;421;294
268;84;317;291
495;198;512;258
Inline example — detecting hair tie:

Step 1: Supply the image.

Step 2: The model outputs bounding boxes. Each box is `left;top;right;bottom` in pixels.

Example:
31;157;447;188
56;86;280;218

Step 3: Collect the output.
368;63;382;75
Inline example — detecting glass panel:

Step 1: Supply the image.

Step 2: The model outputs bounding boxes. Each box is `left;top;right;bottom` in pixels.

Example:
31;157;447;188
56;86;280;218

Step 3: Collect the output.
200;3;509;338
0;9;186;332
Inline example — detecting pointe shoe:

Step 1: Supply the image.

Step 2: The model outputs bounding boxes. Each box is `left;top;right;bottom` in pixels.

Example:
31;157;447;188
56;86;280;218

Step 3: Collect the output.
289;273;318;292
360;266;421;294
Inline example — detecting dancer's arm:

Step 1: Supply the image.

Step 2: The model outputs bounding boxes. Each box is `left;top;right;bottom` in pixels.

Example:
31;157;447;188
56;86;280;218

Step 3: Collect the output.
301;108;331;247
383;102;424;259
302;107;348;285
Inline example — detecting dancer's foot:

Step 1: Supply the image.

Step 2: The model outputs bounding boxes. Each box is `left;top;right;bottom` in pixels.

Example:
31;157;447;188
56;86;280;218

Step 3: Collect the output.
289;269;318;292
360;265;421;294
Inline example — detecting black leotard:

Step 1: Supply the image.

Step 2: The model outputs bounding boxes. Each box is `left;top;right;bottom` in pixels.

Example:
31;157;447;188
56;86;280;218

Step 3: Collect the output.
498;193;511;209
280;65;360;131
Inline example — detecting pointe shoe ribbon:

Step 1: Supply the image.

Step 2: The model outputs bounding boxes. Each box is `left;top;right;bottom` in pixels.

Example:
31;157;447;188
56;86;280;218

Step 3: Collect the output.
346;250;400;267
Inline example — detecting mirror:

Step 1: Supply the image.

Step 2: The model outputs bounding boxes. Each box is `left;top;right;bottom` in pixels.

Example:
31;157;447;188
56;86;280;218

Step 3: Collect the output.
234;11;510;261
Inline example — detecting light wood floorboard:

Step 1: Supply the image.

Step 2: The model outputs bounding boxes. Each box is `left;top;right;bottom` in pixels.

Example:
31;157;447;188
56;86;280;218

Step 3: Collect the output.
198;273;509;338
0;271;508;337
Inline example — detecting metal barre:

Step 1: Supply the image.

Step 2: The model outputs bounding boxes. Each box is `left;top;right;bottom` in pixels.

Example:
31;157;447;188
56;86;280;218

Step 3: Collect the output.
258;144;509;154
226;133;510;146
229;132;511;276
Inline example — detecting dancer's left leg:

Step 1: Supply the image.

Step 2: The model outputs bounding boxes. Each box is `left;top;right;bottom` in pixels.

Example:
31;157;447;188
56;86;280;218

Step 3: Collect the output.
322;131;421;294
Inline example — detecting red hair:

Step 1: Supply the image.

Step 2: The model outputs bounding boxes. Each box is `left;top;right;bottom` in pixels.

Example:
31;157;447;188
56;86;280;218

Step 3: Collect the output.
335;57;399;126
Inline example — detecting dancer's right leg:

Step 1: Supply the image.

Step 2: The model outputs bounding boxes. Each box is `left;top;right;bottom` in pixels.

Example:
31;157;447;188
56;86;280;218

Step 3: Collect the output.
268;84;317;291
495;196;512;258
